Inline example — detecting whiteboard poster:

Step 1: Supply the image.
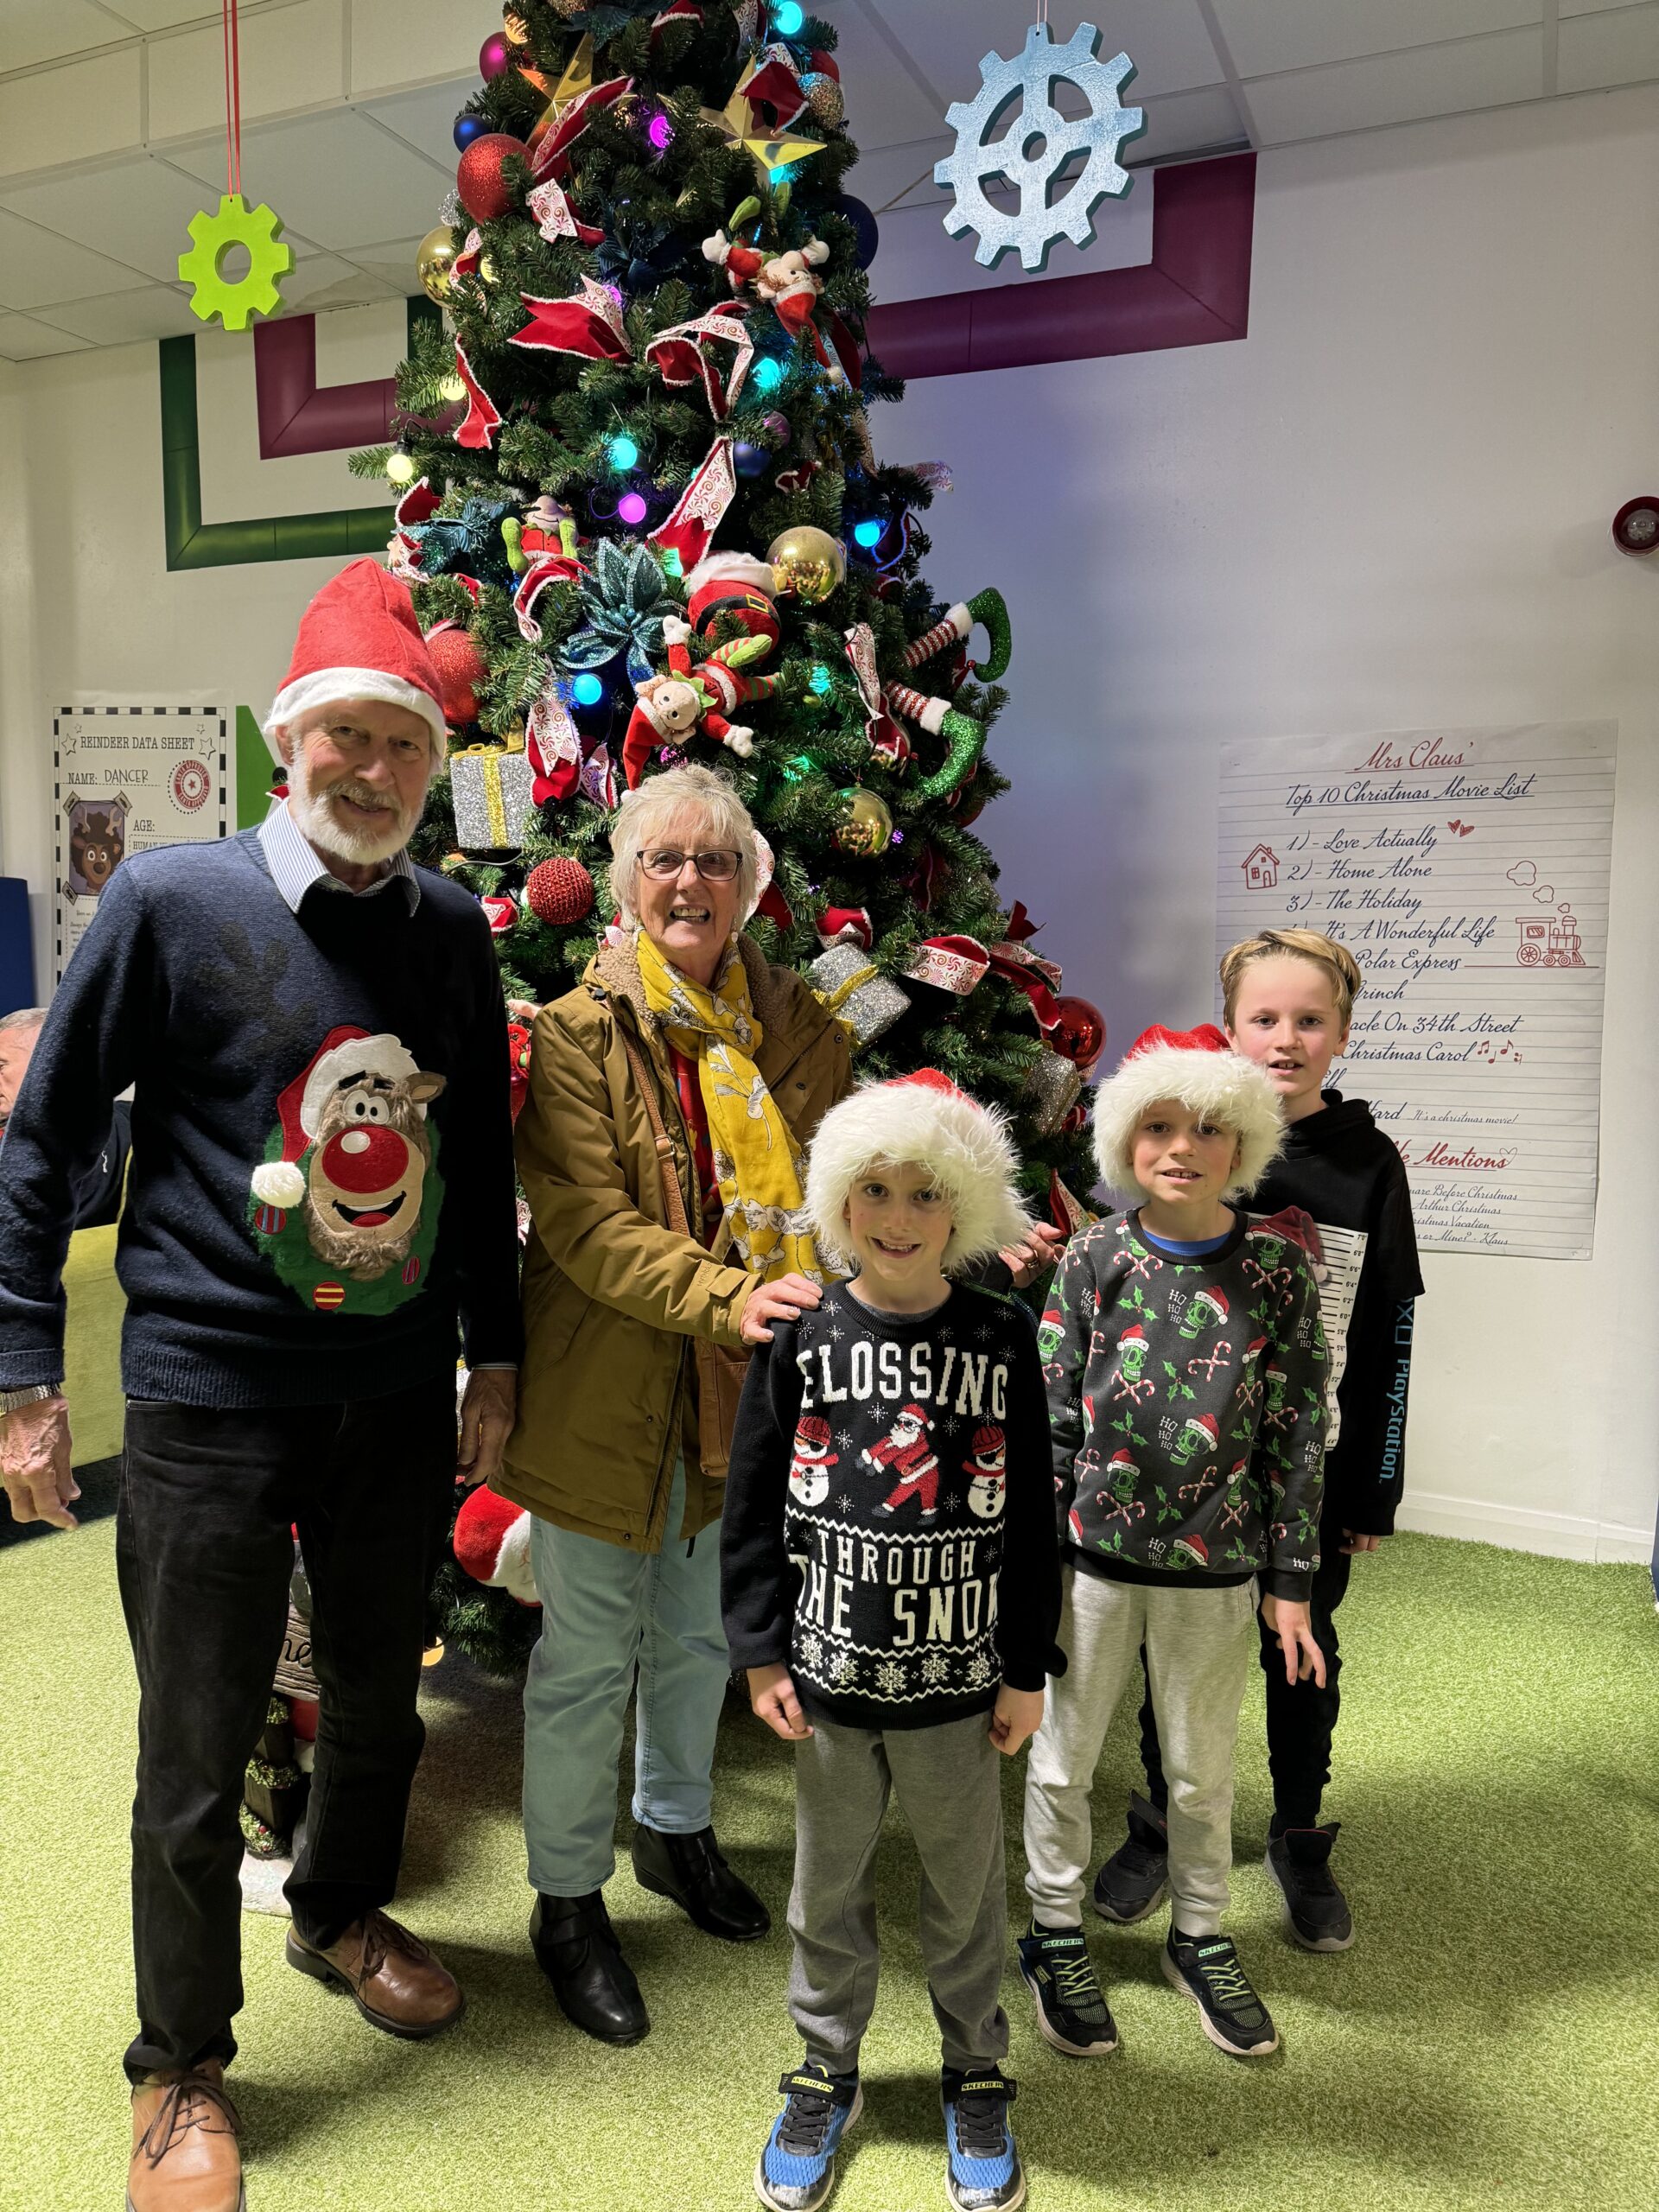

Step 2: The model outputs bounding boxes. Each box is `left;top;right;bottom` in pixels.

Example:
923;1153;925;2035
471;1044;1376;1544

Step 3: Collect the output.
1217;725;1617;1261
54;707;228;981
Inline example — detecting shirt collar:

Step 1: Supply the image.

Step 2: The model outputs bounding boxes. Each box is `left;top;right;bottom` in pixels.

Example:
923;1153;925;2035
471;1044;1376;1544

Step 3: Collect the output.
257;801;420;917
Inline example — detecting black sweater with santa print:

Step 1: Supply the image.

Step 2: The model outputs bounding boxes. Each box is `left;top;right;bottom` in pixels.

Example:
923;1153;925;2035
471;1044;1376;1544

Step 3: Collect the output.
721;1281;1064;1732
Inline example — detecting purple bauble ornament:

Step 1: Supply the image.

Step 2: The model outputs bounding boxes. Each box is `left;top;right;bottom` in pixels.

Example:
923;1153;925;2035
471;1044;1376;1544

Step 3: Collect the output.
761;410;791;442
480;32;511;79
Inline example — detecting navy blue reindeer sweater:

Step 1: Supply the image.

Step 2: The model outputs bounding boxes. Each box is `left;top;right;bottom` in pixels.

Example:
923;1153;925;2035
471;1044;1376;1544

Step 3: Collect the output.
721;1281;1063;1731
0;828;521;1407
1039;1210;1327;1601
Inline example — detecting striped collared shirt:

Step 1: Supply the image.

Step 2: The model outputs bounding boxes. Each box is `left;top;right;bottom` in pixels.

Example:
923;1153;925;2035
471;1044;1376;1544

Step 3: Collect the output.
257;799;420;917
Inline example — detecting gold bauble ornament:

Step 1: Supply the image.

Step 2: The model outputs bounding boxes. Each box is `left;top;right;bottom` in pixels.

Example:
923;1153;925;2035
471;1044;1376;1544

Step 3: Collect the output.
800;72;845;127
833;786;893;857
768;525;846;603
416;225;458;303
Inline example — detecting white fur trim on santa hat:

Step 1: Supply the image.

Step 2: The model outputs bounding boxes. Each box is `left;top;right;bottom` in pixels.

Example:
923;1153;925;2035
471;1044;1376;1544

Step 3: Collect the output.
684;550;779;599
805;1076;1030;1278
300;1032;422;1141
1090;1044;1283;1201
262;669;447;761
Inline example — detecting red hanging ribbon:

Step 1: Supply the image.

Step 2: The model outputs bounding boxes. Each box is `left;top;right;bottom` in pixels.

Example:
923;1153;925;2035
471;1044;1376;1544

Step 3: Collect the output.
221;0;243;198
510;277;630;362
452;342;502;451
529;74;633;181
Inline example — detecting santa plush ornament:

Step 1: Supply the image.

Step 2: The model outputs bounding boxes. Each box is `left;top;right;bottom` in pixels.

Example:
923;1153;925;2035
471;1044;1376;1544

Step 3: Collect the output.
622;616;778;788
702;231;842;382
788;1414;840;1507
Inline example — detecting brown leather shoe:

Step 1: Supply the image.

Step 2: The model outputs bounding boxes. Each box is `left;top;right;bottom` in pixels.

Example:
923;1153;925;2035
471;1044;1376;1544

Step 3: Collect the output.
127;2062;244;2212
285;1910;464;2038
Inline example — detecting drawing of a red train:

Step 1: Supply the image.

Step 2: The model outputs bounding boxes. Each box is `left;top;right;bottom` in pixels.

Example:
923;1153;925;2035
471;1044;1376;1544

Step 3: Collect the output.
1515;911;1584;967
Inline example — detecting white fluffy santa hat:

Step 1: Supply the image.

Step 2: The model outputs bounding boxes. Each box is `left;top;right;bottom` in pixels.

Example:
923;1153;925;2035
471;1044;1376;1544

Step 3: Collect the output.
1090;1024;1283;1201
262;557;447;761
805;1069;1030;1277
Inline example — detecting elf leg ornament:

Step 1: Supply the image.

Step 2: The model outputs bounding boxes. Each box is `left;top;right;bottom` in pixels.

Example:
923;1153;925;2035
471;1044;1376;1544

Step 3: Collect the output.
903;587;1012;683
883;681;985;801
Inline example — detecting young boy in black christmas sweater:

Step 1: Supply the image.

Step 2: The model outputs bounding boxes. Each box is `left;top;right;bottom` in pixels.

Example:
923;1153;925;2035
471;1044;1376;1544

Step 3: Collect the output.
1097;931;1423;1953
722;1071;1061;2212
1019;1027;1327;2065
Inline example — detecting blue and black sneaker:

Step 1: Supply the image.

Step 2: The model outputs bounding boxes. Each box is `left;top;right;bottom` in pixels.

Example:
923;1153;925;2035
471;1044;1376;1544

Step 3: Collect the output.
940;2065;1025;2212
1017;1919;1118;2057
754;2063;862;2212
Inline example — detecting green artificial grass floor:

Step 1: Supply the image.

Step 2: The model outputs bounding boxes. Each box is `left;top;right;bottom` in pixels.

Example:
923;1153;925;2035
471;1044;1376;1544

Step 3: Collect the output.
4;1527;1656;2212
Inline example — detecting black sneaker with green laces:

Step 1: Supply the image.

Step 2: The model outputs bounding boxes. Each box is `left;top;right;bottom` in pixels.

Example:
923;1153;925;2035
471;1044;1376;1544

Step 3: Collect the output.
1015;1921;1118;2057
1162;1930;1279;2056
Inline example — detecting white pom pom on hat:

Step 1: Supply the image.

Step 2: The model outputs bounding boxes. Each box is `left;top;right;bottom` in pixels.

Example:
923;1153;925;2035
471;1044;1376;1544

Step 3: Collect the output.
805;1067;1030;1277
1090;1023;1284;1201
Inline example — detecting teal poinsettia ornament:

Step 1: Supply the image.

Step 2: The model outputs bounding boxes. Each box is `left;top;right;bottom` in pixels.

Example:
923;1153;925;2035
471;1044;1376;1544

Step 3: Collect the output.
561;539;677;683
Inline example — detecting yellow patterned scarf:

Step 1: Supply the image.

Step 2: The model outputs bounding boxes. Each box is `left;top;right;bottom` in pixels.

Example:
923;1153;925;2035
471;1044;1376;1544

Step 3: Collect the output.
636;930;827;1285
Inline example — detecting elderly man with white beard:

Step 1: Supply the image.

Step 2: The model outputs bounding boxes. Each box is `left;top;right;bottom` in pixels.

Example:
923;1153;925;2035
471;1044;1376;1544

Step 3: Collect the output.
0;561;521;2212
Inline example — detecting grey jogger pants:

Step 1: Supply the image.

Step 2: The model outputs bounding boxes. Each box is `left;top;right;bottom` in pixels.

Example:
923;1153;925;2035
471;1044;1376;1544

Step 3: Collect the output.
1023;1570;1256;1936
788;1710;1009;2074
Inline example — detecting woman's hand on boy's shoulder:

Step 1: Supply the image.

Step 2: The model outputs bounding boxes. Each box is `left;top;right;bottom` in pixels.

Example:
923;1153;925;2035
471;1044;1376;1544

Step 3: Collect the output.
988;1683;1045;1758
999;1221;1067;1288
748;1662;813;1740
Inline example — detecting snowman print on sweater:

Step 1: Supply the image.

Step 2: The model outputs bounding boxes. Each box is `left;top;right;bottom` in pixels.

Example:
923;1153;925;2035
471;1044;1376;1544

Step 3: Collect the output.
963;1423;1007;1522
788;1414;840;1507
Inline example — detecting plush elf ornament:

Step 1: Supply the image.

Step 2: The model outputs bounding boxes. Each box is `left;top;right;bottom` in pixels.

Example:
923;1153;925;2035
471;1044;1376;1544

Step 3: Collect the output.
702;229;841;381
622;616;778;788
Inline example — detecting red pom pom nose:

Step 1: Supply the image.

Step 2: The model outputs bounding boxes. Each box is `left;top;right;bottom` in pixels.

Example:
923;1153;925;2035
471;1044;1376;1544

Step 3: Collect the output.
321;1125;409;1194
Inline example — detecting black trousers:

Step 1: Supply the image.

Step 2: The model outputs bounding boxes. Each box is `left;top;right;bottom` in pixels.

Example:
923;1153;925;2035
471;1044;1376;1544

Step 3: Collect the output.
1138;1543;1355;1831
116;1377;454;2082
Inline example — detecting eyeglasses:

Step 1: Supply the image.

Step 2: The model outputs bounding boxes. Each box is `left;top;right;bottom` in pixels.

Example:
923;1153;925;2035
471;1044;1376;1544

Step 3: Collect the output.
638;849;742;883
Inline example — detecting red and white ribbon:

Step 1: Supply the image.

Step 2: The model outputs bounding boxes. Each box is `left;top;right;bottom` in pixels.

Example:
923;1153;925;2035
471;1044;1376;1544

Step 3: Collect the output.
513;553;584;644
842;623;911;768
645;303;753;420
526;679;582;804
529;74;633;182
510;276;630;362
816;906;873;950
649;435;736;573
452;341;502;451
526;179;603;247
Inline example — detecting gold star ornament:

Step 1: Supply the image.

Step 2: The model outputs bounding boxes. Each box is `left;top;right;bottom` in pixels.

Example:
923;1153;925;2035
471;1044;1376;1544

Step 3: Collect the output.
700;59;823;189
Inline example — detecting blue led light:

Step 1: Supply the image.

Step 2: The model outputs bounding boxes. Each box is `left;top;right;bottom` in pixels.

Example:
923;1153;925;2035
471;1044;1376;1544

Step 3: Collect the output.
752;357;785;392
809;664;833;695
607;434;639;470
853;518;883;548
572;673;604;706
774;3;805;35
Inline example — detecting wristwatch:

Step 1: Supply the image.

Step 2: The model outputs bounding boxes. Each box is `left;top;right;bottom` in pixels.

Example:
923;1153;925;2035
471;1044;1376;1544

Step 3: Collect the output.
0;1383;61;1419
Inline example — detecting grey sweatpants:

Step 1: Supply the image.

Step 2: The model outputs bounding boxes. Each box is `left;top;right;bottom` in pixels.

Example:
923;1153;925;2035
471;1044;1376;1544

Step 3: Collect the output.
1024;1572;1256;1936
788;1711;1009;2075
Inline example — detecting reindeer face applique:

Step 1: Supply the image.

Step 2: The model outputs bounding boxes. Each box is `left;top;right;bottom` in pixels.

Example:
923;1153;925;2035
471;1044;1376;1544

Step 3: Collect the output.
247;1026;448;1314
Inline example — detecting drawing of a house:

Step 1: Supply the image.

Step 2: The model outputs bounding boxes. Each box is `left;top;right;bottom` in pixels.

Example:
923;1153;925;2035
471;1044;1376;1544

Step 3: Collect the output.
1242;842;1279;889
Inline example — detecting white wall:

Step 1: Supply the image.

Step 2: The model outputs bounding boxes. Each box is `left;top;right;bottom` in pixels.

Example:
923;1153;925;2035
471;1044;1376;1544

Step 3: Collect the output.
2;85;1655;1562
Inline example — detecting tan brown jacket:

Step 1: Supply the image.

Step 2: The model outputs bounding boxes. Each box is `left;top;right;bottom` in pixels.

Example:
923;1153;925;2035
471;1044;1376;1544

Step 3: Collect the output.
498;934;852;1550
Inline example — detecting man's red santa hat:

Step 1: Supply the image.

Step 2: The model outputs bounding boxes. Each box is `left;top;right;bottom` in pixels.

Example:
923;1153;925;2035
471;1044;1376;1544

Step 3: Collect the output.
262;558;447;761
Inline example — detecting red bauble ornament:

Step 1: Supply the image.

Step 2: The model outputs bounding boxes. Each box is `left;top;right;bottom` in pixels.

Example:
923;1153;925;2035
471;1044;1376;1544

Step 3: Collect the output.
457;132;527;223
426;627;488;724
525;855;595;925
1052;995;1107;1072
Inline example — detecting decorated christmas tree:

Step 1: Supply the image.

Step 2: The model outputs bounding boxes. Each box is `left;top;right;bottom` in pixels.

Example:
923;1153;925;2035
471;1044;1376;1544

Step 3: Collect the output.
352;0;1104;1668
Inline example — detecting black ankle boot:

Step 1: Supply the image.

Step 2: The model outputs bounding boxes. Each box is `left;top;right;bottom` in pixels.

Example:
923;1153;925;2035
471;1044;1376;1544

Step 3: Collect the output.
630;1823;771;1942
530;1891;650;2044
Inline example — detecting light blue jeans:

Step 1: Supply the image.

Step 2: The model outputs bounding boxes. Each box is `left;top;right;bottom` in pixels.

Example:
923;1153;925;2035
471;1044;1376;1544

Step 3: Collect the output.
522;1459;730;1897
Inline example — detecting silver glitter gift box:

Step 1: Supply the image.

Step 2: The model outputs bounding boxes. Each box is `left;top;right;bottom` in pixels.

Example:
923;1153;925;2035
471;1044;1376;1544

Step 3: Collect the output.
451;747;534;854
1021;1049;1083;1135
807;943;910;1049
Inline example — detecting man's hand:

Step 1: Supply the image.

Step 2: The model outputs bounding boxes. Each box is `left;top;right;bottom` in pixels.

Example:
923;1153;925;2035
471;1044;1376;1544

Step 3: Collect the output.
740;1272;823;1345
988;1683;1045;1757
1341;1529;1384;1554
998;1222;1067;1289
1;1396;79;1530
748;1662;813;1740
457;1369;517;1489
1260;1593;1326;1687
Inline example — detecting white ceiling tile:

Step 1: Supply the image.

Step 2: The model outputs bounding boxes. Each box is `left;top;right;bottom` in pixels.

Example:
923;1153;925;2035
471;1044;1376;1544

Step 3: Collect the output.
1558;3;1659;89
359;80;477;169
165;111;447;250
1560;0;1645;13
333;234;427;293
34;282;204;342
0;0;132;73
0;48;143;178
0;309;95;360
1215;0;1541;79
149;0;345;142
1246;28;1543;143
276;250;401;311
0;155;241;282
819;3;951;150
871;0;1226;100
0;207;152;308
349;0;502;98
1131;82;1247;162
92;2;219;27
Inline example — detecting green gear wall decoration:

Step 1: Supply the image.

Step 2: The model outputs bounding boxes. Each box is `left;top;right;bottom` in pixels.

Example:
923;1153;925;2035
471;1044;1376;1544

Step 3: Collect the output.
178;194;294;332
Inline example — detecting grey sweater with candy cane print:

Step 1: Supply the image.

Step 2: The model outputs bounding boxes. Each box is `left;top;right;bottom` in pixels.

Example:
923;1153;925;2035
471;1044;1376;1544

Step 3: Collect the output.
1039;1208;1327;1602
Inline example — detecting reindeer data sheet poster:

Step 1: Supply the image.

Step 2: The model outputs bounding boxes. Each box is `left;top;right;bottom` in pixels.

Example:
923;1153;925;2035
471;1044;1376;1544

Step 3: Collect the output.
1217;724;1617;1260
54;706;228;980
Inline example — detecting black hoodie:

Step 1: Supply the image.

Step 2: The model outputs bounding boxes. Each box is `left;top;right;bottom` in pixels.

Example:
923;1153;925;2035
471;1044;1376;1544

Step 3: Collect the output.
1251;1091;1423;1536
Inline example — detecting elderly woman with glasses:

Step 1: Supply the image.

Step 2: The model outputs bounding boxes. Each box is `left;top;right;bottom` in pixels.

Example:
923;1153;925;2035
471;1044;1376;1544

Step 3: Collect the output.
498;764;852;2048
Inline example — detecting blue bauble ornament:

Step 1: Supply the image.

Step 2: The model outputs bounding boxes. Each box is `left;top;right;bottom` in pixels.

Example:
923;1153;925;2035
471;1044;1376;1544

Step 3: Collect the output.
830;194;880;270
733;442;769;478
454;112;486;152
